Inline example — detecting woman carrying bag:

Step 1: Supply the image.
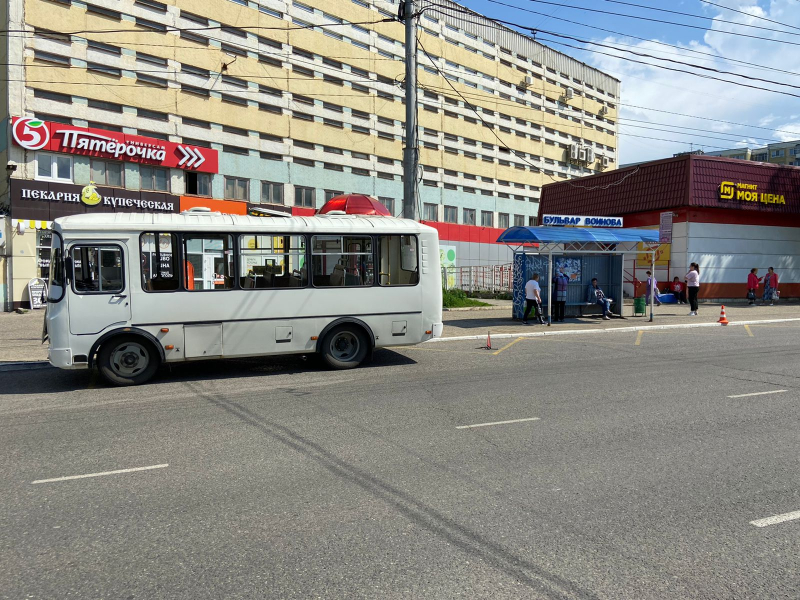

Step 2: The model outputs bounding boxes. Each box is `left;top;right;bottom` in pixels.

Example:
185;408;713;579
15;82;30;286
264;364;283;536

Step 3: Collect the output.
747;268;762;305
763;267;779;306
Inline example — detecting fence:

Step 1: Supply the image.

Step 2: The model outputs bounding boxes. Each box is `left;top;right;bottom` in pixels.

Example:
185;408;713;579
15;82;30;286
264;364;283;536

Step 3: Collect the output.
442;264;513;293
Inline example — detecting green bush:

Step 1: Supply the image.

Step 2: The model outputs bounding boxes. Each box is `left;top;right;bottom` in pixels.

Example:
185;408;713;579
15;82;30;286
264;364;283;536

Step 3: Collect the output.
443;289;491;308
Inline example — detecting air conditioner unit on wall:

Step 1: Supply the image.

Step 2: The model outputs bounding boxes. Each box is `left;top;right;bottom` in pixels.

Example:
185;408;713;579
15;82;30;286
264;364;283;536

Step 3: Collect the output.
602;156;610;167
599;105;608;115
586;148;595;163
524;75;533;86
565;87;574;99
570;144;579;160
578;148;587;162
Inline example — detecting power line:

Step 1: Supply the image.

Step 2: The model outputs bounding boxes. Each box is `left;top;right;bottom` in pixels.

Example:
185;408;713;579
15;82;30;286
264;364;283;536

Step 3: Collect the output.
429;1;800;78
694;0;800;33
497;0;800;44
604;0;800;34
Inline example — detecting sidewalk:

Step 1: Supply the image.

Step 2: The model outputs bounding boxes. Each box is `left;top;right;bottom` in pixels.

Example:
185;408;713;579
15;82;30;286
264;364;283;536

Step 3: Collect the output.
3;302;800;364
441;301;800;339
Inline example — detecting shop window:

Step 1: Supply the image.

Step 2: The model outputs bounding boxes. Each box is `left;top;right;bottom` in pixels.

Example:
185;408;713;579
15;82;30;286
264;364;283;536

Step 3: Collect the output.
378;235;418;286
295;186;315;207
311;235;374;287
261;181;283;204
183;235;234;290
36;229;53;281
71;245;124;293
140;233;180;291
224;176;249;201
140;165;169;191
239;234;306;288
90;159;124;187
36;152;72;183
186;172;211;196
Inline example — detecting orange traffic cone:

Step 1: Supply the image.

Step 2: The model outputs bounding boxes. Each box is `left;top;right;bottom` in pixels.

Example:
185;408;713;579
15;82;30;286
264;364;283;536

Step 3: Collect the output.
486;331;492;350
718;305;729;325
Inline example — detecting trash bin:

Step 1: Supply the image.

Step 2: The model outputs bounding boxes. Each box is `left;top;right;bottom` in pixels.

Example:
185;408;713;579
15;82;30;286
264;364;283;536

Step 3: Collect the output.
633;296;646;316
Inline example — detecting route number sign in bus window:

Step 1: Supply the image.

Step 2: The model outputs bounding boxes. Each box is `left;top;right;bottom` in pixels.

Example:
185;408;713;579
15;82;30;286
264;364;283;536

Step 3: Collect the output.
140;233;179;291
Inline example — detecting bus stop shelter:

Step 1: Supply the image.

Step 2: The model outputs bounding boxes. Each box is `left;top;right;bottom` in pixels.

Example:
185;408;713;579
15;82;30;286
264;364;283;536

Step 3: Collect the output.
496;226;661;323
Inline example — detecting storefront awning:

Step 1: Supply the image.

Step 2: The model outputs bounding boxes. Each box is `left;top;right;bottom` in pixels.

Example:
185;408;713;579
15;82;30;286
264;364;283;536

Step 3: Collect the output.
496;226;660;244
11;219;52;230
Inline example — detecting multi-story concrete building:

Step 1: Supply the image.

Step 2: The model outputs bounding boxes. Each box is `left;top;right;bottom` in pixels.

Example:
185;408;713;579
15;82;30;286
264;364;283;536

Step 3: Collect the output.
0;0;620;309
705;141;800;166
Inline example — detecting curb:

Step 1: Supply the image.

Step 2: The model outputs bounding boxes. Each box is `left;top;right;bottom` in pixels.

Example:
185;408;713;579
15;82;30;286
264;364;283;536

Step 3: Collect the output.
443;305;510;312
428;317;800;343
0;361;52;372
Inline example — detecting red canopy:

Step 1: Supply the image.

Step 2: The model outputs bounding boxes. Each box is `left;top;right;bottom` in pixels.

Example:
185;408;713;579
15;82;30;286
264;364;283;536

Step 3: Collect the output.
318;194;391;216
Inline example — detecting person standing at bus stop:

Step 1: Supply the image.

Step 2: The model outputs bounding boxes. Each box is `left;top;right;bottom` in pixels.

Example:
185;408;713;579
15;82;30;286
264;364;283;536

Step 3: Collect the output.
685;263;700;315
552;266;569;322
645;270;661;307
763;267;779;306
747;268;762;305
523;273;544;325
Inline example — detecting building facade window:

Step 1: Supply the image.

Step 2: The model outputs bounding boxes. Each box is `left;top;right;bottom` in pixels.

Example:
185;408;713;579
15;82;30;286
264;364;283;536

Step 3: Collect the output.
90;159;124;187
140;165;169;191
224;176;249;201
324;189;343;202
463;208;476;225
498;213;510;229
423;203;438;221
514;214;525;227
481;210;493;227
378;197;395;215
36;152;72;182
295;186;315;207
444;205;458;223
261;181;283;204
186;172;211;196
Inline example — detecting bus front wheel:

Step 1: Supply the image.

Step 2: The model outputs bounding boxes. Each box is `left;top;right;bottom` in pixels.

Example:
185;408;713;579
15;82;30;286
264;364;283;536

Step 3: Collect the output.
321;325;369;369
98;335;160;386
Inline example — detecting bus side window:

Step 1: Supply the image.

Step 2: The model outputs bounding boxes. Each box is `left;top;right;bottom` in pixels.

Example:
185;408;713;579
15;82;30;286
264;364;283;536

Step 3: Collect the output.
183;235;235;291
71;246;124;294
140;233;180;292
311;235;374;287
239;234;307;289
378;235;419;286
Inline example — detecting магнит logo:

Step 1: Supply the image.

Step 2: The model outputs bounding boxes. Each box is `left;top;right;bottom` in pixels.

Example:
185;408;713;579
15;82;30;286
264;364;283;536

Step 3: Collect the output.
12;118;50;150
719;181;735;200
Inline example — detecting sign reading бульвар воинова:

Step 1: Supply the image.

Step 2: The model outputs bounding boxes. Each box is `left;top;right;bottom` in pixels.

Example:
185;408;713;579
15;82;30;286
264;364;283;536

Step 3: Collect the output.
542;214;624;227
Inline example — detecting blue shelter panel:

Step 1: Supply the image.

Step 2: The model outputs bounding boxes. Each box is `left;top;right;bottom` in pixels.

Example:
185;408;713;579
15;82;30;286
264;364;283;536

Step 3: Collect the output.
497;226;660;244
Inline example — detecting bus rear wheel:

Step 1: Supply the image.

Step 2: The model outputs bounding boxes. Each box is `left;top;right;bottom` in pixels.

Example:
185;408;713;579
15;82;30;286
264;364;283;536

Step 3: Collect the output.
98;335;160;386
321;325;369;369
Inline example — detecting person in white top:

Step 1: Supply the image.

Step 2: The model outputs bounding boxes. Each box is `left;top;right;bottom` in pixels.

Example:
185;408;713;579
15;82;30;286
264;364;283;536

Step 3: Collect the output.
685;263;700;315
523;273;544;324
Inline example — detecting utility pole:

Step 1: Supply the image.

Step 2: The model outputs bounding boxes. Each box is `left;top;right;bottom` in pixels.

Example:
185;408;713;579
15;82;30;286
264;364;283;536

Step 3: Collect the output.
401;0;418;220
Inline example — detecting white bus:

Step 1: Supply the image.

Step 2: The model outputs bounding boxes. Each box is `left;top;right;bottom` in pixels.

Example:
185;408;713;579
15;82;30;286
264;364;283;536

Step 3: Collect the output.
43;210;443;385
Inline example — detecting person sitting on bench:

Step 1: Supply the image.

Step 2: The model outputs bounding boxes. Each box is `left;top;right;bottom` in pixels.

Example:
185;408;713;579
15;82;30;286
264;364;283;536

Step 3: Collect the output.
586;278;614;320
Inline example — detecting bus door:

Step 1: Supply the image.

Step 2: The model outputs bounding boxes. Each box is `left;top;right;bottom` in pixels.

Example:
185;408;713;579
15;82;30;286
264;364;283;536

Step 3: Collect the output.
67;243;132;335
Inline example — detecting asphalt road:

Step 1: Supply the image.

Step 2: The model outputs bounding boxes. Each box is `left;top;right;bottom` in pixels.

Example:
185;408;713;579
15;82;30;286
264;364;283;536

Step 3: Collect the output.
1;324;799;599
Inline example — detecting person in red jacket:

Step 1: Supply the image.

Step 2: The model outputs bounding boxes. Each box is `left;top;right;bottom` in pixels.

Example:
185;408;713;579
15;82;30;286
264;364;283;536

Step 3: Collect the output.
747;268;762;305
669;277;687;304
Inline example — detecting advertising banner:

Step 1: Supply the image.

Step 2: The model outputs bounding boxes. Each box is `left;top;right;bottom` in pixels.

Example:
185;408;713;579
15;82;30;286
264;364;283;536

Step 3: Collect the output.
12;117;219;173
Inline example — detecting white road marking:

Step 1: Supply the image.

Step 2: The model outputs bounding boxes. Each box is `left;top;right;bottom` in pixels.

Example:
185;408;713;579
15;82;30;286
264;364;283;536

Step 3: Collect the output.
429;317;800;344
750;510;800;528
32;463;168;484
456;417;540;430
727;390;787;398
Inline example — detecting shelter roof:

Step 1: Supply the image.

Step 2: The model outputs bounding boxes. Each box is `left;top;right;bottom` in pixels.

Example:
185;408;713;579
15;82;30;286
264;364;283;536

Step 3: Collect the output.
496;226;660;244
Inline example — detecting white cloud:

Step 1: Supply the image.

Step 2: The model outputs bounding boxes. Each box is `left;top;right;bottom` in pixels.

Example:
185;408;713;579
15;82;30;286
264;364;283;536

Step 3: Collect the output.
583;0;800;163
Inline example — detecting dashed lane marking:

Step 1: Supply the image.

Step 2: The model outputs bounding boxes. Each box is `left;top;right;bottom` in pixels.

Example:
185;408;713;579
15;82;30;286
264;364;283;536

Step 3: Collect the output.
456;417;540;430
744;324;754;337
751;510;800;528
727;390;787;398
635;331;644;346
32;464;169;484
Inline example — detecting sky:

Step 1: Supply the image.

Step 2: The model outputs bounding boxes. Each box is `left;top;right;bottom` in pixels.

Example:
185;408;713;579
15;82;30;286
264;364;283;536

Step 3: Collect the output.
457;0;800;164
